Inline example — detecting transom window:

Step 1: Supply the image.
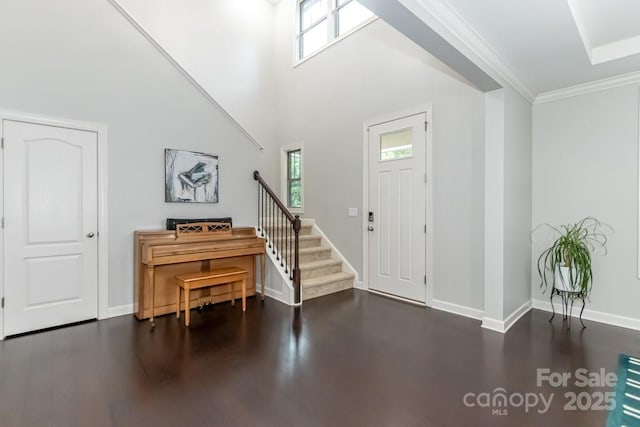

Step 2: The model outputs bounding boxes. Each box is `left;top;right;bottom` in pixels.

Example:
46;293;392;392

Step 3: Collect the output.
297;0;375;61
380;128;413;161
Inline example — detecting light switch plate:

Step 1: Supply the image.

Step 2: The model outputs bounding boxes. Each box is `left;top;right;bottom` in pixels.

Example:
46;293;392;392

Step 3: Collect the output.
348;208;358;217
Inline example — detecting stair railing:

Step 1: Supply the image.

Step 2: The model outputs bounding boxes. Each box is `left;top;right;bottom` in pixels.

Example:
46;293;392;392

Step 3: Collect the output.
253;170;301;305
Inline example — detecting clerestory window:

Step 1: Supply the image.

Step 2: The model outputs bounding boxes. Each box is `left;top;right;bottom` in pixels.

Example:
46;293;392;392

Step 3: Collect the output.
297;0;375;61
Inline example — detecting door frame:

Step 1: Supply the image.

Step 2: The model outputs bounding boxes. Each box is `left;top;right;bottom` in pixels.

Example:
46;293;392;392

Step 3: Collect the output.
0;110;109;339
362;104;434;307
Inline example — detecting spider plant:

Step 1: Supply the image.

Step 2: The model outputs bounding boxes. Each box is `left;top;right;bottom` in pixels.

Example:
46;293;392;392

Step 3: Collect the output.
535;217;610;297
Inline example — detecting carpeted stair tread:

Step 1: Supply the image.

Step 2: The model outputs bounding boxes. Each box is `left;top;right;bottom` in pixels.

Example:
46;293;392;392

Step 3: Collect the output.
302;272;355;288
299;259;342;270
299;246;331;254
272;234;320;241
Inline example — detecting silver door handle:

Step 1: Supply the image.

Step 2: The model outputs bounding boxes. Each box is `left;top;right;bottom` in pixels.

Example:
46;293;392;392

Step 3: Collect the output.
367;226;374;232
86;232;95;238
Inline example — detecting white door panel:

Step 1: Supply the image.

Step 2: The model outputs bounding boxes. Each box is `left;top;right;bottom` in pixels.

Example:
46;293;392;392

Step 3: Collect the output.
27;139;83;243
4;120;98;336
25;255;83;307
378;171;391;277
368;114;426;303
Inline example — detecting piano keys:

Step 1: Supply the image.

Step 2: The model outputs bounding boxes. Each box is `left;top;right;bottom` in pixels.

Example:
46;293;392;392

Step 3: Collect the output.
134;226;266;321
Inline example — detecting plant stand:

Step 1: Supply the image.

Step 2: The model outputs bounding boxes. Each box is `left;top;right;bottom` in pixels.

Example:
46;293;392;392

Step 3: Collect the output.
548;288;586;329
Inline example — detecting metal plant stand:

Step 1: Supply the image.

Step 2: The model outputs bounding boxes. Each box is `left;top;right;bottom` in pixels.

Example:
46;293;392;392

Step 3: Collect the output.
548;287;586;329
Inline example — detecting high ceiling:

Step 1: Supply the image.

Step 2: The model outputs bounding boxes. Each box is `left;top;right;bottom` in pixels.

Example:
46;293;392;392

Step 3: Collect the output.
443;0;640;95
272;0;640;98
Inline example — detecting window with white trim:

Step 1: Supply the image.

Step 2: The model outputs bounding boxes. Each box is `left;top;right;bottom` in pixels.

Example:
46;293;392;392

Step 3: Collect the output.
281;144;304;213
297;0;375;61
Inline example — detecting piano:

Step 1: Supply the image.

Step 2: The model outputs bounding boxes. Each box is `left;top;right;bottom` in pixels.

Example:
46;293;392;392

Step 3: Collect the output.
134;225;266;321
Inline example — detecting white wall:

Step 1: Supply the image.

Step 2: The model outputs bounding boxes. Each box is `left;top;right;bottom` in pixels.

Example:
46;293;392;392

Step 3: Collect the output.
483;89;505;321
483;88;532;328
0;0;261;308
273;3;486;310
533;85;640;320
114;0;277;150
503;88;532;316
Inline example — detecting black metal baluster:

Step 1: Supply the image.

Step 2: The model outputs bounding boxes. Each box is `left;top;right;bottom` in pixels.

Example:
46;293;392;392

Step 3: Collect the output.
289;221;294;281
280;211;284;267
268;197;271;249
252;170;302;304
284;216;289;274
280;209;284;261
293;216;301;303
271;199;276;255
260;187;265;237
267;193;272;249
276;205;280;262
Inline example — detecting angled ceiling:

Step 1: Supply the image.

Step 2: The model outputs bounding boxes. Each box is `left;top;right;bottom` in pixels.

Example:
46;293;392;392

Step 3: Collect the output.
441;0;640;95
114;0;640;103
359;0;501;92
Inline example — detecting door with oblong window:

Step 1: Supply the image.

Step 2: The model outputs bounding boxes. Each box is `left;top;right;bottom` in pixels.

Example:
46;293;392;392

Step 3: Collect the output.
368;114;426;303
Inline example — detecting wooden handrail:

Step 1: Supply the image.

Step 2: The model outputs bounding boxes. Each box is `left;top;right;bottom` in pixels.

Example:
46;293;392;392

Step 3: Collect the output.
253;171;296;223
253;170;301;304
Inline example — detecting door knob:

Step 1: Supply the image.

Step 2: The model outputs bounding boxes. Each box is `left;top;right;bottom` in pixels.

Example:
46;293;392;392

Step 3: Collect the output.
367;226;374;232
86;232;95;238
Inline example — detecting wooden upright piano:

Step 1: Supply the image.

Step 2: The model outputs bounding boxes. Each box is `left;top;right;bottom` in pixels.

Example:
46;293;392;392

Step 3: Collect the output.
134;225;266;321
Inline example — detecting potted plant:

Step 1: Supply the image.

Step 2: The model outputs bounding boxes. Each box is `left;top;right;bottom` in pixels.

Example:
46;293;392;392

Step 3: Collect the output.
535;217;610;297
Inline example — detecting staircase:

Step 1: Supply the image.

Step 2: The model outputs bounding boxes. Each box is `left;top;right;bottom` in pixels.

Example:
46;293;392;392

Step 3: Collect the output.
293;223;355;300
254;170;355;304
266;222;355;301
269;222;355;300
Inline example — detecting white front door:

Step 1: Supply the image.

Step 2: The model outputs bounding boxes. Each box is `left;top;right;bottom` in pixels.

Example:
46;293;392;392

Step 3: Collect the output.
368;114;426;303
3;120;98;336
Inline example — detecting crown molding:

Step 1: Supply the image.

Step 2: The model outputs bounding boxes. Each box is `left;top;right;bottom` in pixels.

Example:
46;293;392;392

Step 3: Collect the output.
535;70;640;104
399;0;535;103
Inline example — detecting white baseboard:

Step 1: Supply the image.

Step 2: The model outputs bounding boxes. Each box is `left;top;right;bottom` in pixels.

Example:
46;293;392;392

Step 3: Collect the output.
482;300;532;334
431;299;484;320
504;300;533;331
108;304;134;318
257;283;290;306
481;317;505;333
532;299;640;332
354;280;367;290
108;287;291;320
368;289;426;306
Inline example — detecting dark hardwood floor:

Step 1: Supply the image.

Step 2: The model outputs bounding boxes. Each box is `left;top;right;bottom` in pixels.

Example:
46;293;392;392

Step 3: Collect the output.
0;290;637;426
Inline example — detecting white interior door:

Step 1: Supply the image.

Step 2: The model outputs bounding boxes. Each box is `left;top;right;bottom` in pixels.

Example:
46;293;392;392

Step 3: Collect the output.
3;119;98;336
368;114;426;303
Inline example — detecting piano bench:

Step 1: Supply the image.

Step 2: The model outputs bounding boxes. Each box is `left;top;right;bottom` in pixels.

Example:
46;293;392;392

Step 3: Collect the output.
175;266;248;327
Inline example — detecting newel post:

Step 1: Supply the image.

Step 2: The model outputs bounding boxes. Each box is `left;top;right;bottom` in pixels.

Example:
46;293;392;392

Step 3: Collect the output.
293;215;301;304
